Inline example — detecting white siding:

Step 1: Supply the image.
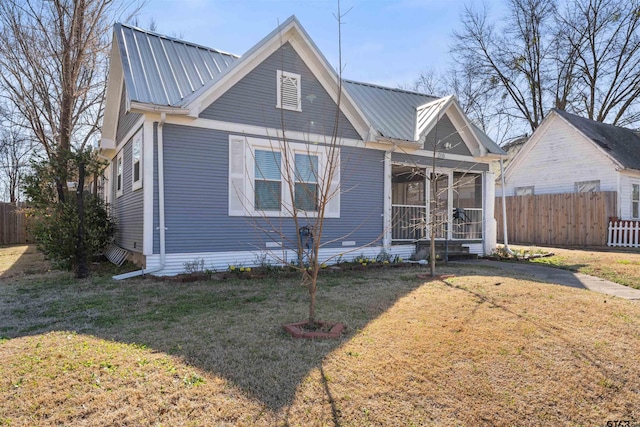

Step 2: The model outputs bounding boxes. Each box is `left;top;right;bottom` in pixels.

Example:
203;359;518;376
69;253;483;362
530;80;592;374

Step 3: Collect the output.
503;115;619;196
620;172;640;220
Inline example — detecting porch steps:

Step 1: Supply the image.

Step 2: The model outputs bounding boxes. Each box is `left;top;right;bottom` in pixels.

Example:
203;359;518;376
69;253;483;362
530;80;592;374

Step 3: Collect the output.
413;241;478;262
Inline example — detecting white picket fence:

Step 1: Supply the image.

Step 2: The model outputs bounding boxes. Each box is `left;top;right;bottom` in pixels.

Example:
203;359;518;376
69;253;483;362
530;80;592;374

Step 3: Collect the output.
608;220;640;248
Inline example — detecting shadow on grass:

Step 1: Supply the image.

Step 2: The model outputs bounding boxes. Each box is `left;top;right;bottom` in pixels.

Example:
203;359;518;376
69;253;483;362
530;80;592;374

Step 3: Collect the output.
0;264;427;412
438;277;619;382
450;259;591;289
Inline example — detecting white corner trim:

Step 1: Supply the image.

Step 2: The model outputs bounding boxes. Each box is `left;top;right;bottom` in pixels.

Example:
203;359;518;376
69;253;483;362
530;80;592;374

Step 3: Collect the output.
143;120;155;255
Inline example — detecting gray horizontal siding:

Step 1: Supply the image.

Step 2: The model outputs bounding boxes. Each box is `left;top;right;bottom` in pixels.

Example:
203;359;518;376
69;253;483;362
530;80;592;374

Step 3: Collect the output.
391;152;489;172
156;124;382;255
116;87;142;145
423;113;472;156
200;42;361;141
113;132;144;252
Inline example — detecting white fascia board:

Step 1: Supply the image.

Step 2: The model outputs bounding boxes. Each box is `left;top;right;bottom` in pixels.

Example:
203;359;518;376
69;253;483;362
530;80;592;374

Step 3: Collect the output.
129;101;190;115
160;114;488;164
163;115;367;148
101;40;124;150
443;100;485;157
183;18;373;142
414;95;454;141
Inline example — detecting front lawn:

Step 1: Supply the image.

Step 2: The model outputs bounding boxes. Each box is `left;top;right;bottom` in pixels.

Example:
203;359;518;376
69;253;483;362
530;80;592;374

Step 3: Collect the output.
511;245;640;289
1;246;639;425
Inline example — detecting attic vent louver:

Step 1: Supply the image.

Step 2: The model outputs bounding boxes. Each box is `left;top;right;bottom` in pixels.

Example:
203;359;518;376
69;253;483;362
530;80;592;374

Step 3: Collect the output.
277;70;301;112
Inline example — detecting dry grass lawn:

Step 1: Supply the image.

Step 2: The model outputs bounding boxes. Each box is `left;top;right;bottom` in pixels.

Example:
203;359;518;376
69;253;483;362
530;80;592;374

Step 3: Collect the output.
513;245;640;289
1;245;640;426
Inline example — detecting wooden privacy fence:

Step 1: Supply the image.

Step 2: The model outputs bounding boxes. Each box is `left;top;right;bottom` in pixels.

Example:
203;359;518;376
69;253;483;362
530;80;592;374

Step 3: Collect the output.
0;203;32;245
495;191;617;246
608;220;640;248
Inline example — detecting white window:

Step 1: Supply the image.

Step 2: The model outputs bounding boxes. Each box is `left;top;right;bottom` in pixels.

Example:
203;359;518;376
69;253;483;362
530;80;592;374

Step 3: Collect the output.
294;153;319;212
254;150;282;211
515;186;534;196
633;183;639;219
116;152;123;198
131;129;143;191
228;136;339;218
276;70;301;112
575;180;600;193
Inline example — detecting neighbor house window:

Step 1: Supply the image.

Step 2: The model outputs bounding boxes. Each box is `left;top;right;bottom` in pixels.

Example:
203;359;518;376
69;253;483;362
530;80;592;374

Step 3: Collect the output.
276;70;301;112
294;153;318;211
575;180;600;193
131;130;143;191
254;150;282;211
116;153;123;198
515;186;534;196
633;183;639;219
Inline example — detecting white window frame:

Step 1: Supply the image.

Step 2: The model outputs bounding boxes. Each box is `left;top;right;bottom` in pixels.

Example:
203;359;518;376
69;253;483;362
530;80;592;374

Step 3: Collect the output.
575;180;600;193
276;70;302;112
116;152;123;198
632;182;640;220
228;135;339;218
131;129;143;191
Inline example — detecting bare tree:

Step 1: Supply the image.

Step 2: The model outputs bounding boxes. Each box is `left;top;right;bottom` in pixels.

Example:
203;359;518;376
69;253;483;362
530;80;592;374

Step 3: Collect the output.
451;0;640;133
559;0;640;126
0;0;139;203
0;126;32;203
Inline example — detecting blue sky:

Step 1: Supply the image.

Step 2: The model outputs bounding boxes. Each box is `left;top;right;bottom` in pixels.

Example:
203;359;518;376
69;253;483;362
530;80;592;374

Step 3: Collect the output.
135;0;505;89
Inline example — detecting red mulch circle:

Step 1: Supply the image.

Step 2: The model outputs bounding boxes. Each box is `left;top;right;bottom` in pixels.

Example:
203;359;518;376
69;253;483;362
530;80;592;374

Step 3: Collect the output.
282;321;345;339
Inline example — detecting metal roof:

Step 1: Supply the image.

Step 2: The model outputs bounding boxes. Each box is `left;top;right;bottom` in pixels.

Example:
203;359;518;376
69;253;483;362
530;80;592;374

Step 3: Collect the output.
115;23;239;107
112;21;504;156
343;80;438;141
554;108;640;171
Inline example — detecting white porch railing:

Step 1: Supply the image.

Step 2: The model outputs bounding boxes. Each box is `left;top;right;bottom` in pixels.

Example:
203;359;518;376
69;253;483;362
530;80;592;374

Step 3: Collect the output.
392;205;483;241
608;220;640;248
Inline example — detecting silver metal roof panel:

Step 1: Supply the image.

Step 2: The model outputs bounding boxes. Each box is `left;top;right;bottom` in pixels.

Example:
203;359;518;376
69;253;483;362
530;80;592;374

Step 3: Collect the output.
343;80;438;141
115;23;239;107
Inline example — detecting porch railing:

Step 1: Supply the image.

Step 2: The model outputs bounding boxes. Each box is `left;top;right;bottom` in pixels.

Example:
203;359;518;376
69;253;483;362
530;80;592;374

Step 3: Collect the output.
608;220;640;248
392;205;483;241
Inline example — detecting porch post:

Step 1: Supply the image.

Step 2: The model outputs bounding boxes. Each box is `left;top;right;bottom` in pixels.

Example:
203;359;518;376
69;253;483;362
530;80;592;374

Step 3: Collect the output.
383;151;392;249
483;171;497;255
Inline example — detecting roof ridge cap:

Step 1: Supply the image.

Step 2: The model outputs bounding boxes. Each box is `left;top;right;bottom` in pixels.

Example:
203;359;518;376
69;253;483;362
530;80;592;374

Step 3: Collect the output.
343;79;438;98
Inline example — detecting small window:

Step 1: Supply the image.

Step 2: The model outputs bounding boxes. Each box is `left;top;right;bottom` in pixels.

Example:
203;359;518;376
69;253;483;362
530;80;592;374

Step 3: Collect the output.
515;186;534;196
632;183;639;219
575;180;600;193
254;150;282;211
276;70;301;112
116;153;123;198
132;130;143;191
294;153;318;211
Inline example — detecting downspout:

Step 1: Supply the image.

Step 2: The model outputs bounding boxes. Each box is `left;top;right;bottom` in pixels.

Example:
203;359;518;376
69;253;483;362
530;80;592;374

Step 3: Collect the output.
113;113;167;279
499;157;515;256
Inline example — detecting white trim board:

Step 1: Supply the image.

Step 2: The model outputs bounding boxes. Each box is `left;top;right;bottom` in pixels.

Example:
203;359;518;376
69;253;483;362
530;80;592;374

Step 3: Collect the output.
144;244;416;276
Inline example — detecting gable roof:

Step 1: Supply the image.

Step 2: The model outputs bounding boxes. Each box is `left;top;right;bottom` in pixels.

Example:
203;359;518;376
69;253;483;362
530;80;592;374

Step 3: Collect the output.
342;80;437;141
104;16;504;157
553;108;640;171
114;23;238;107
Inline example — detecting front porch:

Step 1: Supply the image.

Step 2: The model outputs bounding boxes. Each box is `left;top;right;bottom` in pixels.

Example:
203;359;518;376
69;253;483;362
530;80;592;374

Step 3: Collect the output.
390;164;484;243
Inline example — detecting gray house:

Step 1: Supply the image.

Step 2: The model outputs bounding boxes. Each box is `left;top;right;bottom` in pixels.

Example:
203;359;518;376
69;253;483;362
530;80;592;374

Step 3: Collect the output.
100;16;505;276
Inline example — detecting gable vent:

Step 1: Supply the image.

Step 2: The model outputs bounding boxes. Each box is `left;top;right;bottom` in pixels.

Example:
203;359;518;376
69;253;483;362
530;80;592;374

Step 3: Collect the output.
277;70;301;112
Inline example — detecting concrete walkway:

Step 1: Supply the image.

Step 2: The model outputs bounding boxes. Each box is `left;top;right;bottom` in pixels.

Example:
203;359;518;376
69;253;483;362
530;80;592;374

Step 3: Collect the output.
452;259;640;301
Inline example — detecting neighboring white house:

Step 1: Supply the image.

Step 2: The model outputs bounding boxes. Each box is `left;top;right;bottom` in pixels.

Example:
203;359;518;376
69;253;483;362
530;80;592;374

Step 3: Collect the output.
498;108;640;221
